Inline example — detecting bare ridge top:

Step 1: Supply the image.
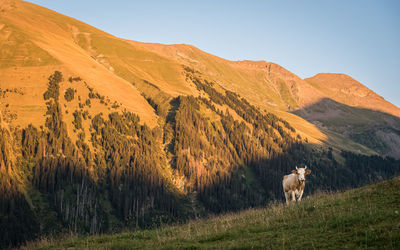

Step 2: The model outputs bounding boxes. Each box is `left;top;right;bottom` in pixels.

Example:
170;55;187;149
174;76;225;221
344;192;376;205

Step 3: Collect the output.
305;73;400;117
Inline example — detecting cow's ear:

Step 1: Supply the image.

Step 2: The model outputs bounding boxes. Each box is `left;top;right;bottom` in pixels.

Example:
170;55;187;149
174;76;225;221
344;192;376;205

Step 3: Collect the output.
291;170;297;174
305;169;311;175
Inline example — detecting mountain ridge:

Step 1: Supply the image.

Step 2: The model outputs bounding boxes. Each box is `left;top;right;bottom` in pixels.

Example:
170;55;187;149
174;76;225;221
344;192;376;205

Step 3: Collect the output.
305;73;400;117
1;0;399;157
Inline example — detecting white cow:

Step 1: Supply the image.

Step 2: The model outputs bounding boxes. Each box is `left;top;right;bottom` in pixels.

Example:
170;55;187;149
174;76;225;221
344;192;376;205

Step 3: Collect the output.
282;166;311;205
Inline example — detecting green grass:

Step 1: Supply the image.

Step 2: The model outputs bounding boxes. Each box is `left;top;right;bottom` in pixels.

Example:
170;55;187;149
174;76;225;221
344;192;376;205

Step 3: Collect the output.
26;177;400;249
0;23;59;68
277;79;297;110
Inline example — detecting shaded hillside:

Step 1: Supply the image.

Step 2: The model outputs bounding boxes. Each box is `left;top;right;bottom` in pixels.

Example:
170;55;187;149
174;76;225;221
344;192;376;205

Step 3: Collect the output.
305;73;400;117
294;98;400;158
299;74;400;158
26;177;400;249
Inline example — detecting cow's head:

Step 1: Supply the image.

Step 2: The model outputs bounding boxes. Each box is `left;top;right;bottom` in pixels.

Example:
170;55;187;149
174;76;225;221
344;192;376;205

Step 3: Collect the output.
292;166;311;183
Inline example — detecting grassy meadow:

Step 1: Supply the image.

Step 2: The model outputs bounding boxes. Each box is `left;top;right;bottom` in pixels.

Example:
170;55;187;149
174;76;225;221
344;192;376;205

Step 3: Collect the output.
25;177;400;249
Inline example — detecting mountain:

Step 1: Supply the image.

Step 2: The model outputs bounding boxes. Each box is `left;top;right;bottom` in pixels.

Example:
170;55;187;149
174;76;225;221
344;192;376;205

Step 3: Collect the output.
301;74;400;158
306;73;400;116
0;0;399;248
1;0;399;156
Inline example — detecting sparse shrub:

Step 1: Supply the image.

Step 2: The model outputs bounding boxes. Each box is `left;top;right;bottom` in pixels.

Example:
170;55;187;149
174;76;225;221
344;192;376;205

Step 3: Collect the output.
111;102;119;109
78;131;85;141
82;111;89;120
68;76;82;82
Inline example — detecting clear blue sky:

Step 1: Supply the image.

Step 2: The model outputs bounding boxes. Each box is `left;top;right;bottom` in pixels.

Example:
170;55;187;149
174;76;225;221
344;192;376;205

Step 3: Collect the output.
26;0;400;108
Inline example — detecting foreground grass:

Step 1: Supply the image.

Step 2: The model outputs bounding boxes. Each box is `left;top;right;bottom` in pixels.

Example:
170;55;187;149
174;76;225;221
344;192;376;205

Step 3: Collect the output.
27;177;400;249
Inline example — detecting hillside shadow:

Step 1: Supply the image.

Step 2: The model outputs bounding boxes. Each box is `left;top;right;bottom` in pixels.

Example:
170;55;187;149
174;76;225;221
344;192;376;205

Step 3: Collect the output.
199;140;400;214
291;97;400;159
197;98;400;213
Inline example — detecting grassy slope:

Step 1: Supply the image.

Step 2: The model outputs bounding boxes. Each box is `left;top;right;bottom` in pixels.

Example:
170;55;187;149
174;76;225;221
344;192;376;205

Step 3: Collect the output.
1;0;389;156
29;177;400;249
0;0;158;127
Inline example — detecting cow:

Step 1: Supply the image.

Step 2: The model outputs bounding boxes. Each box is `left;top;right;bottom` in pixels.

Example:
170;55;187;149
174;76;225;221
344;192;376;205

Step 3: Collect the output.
282;166;311;205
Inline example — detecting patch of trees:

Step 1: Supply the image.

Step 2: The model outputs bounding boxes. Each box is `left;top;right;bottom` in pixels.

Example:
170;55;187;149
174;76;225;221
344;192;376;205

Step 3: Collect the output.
143;95;168;118
0;129;39;248
36;71;101;235
166;92;291;212
64;88;75;102
111;101;119;109
187;71;296;136
68;76;82;82
89;111;185;226
1;71;104;248
73;110;83;130
169;90;300;212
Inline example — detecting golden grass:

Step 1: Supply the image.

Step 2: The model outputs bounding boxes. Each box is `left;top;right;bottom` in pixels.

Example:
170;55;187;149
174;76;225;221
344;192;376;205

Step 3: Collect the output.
0;65;61;128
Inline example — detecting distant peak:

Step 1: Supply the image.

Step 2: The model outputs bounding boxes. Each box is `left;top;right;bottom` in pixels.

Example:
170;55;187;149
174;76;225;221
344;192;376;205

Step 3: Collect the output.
265;62;301;79
311;73;355;80
305;73;400;117
306;72;363;85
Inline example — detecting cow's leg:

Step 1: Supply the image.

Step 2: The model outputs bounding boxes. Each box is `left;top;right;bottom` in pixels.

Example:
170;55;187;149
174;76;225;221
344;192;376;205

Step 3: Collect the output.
290;191;296;203
284;192;290;205
297;190;304;202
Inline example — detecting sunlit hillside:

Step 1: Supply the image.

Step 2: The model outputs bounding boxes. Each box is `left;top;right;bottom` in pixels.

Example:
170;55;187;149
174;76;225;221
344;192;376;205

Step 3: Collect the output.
1;0;399;156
